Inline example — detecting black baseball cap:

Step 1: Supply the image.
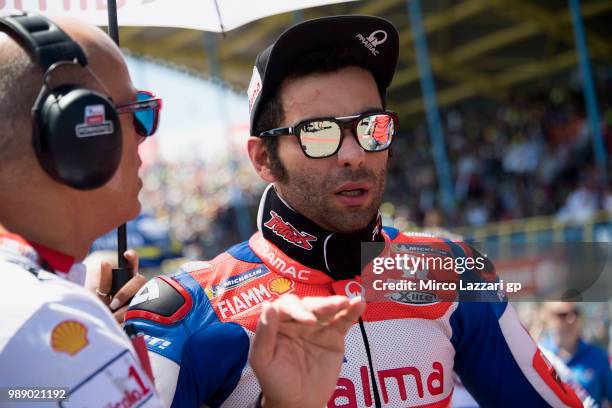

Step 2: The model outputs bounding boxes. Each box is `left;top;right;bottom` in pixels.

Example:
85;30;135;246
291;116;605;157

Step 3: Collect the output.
247;15;399;135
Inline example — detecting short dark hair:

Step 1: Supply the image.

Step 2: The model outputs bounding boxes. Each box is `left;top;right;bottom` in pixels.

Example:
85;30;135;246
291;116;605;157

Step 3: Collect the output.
0;49;41;165
254;47;387;180
0;37;100;172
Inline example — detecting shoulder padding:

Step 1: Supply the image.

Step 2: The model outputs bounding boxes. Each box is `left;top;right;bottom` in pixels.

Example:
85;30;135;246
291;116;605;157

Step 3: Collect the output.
226;241;261;263
126;275;192;325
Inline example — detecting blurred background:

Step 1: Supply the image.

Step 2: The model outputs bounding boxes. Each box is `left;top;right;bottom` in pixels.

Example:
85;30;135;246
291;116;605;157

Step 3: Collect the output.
80;0;610;384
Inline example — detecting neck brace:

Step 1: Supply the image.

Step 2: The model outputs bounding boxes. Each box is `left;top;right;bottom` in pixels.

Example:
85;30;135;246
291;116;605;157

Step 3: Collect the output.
256;184;384;281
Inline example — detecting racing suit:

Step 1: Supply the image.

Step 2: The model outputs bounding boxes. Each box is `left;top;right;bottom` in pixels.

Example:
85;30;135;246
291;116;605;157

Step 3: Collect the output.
0;232;163;408
127;185;582;408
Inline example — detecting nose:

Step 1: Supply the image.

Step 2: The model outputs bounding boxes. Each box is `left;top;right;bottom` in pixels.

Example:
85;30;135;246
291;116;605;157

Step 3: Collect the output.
137;132;147;145
336;128;365;168
133;120;147;145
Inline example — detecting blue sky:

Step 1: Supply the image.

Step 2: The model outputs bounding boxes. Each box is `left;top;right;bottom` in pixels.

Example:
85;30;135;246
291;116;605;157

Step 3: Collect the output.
125;55;250;163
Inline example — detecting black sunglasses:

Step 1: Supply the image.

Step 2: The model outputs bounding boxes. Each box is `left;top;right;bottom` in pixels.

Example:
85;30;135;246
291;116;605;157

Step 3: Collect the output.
116;90;162;137
259;111;398;159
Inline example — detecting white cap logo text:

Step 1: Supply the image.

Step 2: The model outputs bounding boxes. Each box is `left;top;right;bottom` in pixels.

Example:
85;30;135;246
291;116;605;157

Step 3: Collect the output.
356;30;387;56
247;66;263;115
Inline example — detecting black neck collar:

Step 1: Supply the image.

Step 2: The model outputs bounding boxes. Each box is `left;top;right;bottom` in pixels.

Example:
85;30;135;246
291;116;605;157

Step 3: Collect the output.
257;185;384;281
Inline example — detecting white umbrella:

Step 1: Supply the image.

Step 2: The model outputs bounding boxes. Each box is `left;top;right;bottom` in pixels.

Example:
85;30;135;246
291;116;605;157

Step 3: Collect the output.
1;0;356;32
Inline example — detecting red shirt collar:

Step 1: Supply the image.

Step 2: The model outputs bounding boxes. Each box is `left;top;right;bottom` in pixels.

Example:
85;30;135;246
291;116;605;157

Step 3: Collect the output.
0;232;75;273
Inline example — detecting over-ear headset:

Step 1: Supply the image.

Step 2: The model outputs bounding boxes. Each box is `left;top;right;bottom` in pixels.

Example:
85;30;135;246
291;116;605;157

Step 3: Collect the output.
0;13;122;190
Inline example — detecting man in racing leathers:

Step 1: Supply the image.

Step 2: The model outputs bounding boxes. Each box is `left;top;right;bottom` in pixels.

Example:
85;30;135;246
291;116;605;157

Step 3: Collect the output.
127;15;583;408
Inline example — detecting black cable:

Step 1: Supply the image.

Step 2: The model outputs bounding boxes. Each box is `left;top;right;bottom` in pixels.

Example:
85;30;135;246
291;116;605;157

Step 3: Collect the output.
358;317;382;408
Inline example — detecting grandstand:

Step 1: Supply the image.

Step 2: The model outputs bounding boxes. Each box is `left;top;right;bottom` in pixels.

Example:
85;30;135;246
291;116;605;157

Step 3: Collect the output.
116;0;612;122
115;0;611;249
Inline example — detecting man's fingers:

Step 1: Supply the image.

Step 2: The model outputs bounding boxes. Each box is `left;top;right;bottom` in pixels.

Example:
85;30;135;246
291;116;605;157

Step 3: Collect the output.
250;302;279;371
123;250;139;271
96;260;113;305
331;297;366;334
113;305;129;323
301;296;350;324
109;273;146;310
273;294;317;324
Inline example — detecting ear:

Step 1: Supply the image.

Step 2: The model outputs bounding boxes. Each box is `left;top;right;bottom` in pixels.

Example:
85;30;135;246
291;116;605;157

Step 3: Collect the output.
247;137;277;183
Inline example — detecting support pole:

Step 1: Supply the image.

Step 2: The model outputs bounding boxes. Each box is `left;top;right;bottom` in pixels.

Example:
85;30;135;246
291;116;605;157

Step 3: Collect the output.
407;0;455;213
107;0;131;293
203;32;252;240
106;0;119;45
568;0;607;179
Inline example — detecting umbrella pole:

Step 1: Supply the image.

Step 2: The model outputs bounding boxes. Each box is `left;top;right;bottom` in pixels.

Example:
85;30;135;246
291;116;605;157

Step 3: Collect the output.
106;0;131;295
107;0;120;46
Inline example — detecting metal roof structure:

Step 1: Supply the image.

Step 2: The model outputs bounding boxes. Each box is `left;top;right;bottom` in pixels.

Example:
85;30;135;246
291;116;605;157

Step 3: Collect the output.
118;0;612;123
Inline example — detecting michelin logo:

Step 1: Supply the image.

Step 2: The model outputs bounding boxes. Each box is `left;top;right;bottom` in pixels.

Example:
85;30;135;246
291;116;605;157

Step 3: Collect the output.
206;266;269;299
356;30;387;56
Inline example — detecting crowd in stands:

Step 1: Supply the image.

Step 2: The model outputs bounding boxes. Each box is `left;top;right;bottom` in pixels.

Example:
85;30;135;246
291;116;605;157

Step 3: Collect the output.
386;86;612;230
139;151;265;259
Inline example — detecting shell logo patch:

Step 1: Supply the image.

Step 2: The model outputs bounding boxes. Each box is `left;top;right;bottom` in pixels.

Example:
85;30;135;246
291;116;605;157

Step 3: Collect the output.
268;276;294;296
205;287;214;299
51;320;89;356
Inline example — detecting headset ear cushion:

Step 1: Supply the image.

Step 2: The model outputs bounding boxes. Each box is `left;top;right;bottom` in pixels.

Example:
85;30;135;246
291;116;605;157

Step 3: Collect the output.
34;85;123;190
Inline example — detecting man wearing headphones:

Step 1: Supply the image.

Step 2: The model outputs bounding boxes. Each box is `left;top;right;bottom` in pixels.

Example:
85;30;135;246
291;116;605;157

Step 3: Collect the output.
0;13;364;408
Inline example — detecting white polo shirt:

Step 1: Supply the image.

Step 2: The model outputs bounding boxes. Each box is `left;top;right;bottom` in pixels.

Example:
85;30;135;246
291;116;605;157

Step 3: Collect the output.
0;233;164;408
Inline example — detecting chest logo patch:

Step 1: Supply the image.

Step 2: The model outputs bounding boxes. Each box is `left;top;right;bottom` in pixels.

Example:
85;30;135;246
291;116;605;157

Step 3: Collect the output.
268;276;294;296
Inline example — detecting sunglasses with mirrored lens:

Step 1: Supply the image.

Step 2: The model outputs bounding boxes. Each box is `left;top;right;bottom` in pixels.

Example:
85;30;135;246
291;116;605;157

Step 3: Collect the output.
116;90;162;137
259;111;398;159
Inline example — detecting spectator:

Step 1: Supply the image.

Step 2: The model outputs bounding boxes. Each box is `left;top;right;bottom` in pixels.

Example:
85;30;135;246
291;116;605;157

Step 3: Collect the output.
540;302;612;407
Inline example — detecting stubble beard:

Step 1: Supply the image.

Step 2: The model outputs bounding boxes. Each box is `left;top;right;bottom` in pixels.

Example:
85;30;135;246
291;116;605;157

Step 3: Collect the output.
275;164;387;233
